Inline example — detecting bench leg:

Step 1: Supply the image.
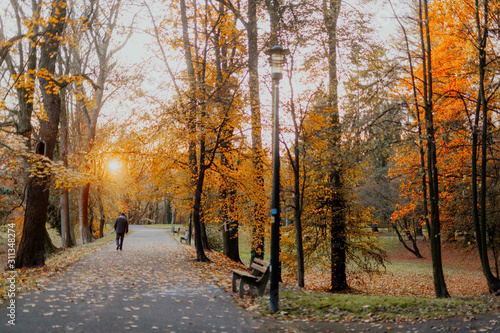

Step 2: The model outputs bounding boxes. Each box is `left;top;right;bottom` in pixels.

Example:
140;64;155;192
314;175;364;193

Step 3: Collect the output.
231;274;238;293
239;279;245;298
257;282;266;296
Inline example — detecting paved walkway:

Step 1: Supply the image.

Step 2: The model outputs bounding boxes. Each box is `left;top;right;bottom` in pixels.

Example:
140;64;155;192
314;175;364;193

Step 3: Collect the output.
1;226;283;332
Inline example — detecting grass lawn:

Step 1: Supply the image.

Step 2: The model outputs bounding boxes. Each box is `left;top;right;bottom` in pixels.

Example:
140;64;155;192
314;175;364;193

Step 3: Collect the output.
189;243;500;323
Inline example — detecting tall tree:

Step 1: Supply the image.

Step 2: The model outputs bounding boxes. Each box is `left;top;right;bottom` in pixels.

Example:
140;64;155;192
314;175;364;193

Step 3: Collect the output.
419;0;449;298
178;0;206;261
471;0;500;294
214;3;242;263
16;0;68;268
323;0;348;292
216;0;266;259
69;0;132;244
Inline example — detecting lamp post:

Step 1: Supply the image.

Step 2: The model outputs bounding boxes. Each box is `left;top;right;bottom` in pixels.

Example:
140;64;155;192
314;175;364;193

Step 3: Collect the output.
265;45;289;313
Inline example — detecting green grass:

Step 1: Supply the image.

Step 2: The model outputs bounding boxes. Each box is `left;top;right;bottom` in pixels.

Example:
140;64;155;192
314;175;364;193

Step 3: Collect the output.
375;235;401;252
257;289;497;320
238;228;270;266
385;259;431;274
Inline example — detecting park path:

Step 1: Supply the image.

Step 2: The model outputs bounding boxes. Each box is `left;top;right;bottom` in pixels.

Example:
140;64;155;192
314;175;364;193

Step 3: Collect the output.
0;226;284;333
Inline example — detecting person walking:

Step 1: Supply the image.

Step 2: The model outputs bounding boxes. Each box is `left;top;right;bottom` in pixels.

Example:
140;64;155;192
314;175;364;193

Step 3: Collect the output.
114;212;129;250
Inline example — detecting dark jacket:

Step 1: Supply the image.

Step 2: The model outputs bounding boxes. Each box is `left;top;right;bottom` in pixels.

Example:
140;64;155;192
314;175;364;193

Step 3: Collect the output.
114;216;129;234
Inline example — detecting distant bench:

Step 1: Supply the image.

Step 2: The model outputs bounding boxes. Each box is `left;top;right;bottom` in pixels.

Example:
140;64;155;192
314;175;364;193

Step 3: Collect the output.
172;227;180;235
180;230;194;244
231;258;270;298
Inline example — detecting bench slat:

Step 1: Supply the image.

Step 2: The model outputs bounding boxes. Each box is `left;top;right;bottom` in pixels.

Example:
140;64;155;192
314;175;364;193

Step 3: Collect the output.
232;269;255;279
252;258;268;266
250;263;268;274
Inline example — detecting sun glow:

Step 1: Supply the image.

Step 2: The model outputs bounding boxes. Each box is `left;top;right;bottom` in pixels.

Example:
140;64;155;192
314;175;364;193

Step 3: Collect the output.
108;160;121;171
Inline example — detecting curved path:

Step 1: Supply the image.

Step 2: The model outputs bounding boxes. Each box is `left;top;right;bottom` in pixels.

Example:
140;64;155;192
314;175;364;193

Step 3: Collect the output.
1;226;280;332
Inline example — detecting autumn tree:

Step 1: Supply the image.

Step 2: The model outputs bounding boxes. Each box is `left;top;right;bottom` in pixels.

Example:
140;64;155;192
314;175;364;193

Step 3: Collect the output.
146;0;249;262
0;0;41;228
213;3;244;263
16;0;68;268
469;0;500;293
65;0;135;244
321;0;348;292
216;0;267;259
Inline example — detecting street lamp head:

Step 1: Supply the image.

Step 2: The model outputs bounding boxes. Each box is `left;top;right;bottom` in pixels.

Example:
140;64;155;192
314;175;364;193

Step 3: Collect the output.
265;45;290;79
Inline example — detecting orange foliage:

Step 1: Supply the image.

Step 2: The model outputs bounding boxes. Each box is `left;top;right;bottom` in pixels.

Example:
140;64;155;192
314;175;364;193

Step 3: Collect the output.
390;0;500;236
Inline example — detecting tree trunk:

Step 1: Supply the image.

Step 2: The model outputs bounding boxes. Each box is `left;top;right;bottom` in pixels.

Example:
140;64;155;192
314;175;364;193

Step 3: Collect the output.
193;165;209;262
293;153;305;287
323;0;348;292
16;0;67;268
200;208;210;251
287;78;305;287
393;222;424;259
17;180;50;267
60;189;72;247
248;0;266;260
79;183;93;244
420;0;449;298
220;150;240;261
60;89;73;248
472;0;500;293
98;195;105;238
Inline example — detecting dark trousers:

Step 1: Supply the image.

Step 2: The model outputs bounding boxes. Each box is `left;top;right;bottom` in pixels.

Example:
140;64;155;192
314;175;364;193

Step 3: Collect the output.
116;232;125;250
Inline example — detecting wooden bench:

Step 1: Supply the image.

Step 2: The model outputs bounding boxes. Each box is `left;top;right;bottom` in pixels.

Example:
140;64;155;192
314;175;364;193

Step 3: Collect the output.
172;227;180;235
231;258;270;298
